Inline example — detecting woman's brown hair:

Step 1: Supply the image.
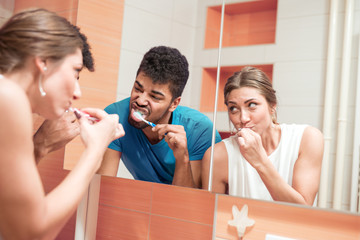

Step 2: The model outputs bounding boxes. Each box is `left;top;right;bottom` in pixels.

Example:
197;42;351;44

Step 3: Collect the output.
224;66;278;123
0;8;83;73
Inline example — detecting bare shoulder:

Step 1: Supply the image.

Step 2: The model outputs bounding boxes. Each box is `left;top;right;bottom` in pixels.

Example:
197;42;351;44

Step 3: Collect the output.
203;141;228;162
204;141;228;175
299;125;324;159
0;78;31;112
302;125;324;143
0;78;33;142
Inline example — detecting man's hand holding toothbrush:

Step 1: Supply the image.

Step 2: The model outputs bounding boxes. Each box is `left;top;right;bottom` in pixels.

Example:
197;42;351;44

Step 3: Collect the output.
152;124;196;188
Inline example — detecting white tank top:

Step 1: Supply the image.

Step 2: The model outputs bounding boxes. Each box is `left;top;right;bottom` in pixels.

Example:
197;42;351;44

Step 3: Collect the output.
224;123;307;201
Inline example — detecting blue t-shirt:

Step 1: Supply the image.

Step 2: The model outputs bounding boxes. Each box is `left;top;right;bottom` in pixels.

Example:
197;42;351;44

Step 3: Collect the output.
105;97;222;184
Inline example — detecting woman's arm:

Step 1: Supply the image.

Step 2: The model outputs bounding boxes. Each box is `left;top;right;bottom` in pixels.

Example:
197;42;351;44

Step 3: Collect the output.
291;126;324;204
238;126;323;205
201;142;228;194
0;84;123;239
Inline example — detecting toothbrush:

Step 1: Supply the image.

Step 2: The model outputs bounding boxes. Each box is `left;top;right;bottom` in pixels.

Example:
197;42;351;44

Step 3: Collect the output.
69;107;99;122
133;111;156;127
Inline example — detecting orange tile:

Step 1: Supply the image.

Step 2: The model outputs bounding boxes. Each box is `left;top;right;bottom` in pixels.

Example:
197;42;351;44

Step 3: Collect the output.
229;33;249;47
149;215;213;240
99;177;152;213
230;14;250;35
76;86;117;108
77;0;124;44
37;0;78;12
205;0;277;48
200;65;273;113
14;0;36;12
151;183;215;225
249;10;277;33
200;69;216;112
215;194;360;240
96;204;150;240
248;30;276;45
77;62;119;91
204;28;220;49
206;7;222;32
57;9;78;24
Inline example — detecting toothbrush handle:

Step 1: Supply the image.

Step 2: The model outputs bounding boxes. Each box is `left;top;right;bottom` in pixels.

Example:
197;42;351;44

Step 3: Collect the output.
147;121;156;127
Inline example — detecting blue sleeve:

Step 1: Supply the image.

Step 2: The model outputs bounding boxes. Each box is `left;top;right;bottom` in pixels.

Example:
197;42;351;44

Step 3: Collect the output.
188;120;222;161
104;103;122;152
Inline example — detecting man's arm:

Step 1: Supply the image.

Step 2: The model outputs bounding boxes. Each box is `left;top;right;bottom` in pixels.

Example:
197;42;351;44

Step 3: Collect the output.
33;112;80;163
152;124;199;188
97;148;122;177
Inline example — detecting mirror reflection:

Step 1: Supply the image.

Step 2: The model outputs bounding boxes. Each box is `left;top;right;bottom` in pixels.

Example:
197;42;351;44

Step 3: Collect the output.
110;0;359;214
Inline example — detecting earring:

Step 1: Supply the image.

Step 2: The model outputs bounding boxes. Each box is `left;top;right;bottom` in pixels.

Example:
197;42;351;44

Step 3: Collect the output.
39;66;47;97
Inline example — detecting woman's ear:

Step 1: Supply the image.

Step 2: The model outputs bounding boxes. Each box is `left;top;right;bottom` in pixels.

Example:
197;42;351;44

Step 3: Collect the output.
34;57;47;73
169;97;181;112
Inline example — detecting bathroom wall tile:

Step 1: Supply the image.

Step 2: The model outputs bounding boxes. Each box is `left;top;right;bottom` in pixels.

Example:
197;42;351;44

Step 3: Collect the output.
273;61;325;106
187;66;205;110
151;183;215;225
265;14;327;62
125;0;173;20
170;22;196;66
37;0;78;12
120;5;172;55
14;0;34;12
116;161;135;180
277;0;329;19
78;59;119;92
149;215;213;240
0;0;13;23
117;49;143;96
277;105;323;129
218;45;268;67
56;9;78;24
173;0;198;27
76;87;116;109
200;69;217;112
249;10;277;34
77;0;123;46
96;204;150;240
99;177;152;213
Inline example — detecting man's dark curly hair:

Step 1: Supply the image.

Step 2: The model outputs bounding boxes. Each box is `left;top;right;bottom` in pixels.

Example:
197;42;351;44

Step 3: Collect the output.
136;46;189;100
72;24;94;72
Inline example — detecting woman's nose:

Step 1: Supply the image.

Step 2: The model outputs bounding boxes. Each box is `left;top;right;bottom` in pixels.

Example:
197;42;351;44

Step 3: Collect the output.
73;81;82;100
240;110;250;124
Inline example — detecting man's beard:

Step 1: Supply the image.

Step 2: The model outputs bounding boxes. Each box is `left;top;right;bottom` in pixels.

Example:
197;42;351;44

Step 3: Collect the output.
128;116;148;129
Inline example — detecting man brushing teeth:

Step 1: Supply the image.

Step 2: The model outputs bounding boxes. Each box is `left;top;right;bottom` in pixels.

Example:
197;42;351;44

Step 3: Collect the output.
97;46;221;188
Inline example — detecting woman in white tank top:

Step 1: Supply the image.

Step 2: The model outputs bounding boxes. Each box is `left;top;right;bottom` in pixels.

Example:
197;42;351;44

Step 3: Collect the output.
202;66;323;206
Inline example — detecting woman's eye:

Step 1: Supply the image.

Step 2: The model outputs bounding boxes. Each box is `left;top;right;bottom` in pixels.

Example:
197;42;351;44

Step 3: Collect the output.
228;106;238;113
249;102;257;108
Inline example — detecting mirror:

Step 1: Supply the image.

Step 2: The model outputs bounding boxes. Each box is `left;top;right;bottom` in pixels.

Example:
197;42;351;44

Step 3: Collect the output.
111;0;360;214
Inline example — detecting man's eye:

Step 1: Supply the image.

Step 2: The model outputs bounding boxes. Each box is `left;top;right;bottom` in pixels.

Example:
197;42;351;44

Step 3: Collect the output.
151;95;160;100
